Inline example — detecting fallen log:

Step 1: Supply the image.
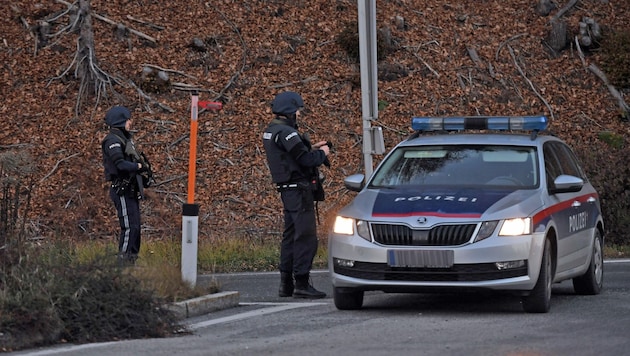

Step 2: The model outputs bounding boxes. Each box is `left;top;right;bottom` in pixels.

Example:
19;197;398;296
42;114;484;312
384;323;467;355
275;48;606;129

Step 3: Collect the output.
588;64;630;116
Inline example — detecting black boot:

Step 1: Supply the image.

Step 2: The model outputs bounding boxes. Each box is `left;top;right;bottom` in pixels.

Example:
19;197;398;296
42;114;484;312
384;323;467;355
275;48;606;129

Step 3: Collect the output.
278;272;294;297
293;274;326;299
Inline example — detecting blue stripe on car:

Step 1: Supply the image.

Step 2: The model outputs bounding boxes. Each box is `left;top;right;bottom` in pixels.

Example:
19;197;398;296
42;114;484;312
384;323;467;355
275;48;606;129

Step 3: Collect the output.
371;188;512;218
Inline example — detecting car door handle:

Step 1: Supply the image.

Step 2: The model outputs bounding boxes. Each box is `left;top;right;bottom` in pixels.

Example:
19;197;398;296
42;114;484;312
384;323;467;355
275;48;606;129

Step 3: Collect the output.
572;201;581;208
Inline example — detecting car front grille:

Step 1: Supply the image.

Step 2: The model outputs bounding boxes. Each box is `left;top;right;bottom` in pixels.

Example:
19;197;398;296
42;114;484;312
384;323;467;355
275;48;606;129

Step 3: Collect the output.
371;223;477;246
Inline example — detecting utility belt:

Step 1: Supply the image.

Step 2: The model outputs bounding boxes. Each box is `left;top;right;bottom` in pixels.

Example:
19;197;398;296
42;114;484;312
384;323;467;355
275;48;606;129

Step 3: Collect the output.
111;177;137;196
276;180;310;192
276;178;325;202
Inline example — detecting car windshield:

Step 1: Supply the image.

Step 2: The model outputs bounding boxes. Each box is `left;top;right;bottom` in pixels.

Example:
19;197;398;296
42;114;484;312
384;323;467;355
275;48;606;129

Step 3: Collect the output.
369;145;539;189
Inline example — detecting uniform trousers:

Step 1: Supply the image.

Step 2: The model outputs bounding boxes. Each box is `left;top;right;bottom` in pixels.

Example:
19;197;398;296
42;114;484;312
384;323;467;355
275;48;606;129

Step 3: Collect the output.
279;187;318;276
109;187;141;258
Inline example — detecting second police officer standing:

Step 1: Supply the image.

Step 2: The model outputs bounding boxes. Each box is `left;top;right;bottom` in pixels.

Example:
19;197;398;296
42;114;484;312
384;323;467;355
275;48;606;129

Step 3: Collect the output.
101;106;152;265
262;92;330;299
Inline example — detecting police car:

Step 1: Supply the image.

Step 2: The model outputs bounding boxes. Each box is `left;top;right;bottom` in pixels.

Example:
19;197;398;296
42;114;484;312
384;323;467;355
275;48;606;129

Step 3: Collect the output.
329;116;604;313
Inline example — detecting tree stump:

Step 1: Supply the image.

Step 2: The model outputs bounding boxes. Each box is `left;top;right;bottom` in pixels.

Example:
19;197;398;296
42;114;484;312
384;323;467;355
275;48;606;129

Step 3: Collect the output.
546;20;568;52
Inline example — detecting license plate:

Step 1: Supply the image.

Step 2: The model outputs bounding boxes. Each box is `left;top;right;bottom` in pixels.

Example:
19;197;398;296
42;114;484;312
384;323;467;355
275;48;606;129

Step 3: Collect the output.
387;249;454;268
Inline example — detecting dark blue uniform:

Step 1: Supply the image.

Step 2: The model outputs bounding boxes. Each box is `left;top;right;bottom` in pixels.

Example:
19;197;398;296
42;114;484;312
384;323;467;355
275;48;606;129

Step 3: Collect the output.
263;119;327;276
101;107;143;263
262;91;328;298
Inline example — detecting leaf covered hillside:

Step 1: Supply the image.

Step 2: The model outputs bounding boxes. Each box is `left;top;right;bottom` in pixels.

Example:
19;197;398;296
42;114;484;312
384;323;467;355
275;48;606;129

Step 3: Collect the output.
1;0;629;249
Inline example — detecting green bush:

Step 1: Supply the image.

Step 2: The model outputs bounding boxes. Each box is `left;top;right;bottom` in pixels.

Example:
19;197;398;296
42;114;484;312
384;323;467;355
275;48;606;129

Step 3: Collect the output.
598;131;624;149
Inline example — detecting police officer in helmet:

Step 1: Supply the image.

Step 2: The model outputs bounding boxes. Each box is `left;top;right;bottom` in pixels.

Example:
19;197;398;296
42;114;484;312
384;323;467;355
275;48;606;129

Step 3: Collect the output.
262;91;330;298
101;106;149;265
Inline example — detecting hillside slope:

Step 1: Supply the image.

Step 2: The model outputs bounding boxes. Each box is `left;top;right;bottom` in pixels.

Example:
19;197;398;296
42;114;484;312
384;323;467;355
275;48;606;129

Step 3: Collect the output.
1;0;628;245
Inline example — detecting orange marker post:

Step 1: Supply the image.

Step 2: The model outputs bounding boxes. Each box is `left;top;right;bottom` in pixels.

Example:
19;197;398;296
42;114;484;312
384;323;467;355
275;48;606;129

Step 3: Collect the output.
182;92;222;286
187;94;199;204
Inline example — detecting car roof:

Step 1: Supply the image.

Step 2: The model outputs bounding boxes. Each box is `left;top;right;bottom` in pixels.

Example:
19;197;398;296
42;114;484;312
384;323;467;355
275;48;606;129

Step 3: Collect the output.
397;132;562;148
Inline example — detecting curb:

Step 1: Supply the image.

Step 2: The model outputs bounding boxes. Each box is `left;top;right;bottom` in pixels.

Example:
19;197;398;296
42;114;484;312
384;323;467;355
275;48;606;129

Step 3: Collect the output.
166;291;240;319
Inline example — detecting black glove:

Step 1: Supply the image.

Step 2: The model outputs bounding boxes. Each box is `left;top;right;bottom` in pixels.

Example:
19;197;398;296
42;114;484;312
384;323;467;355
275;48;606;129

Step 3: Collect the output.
138;163;149;173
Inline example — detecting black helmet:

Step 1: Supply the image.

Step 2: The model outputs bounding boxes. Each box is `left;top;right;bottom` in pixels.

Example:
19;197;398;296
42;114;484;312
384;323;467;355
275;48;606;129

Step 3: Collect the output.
105;106;131;127
271;92;304;116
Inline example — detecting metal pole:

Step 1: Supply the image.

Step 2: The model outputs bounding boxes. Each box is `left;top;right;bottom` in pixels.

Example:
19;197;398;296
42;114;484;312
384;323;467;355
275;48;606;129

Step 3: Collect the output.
358;0;379;178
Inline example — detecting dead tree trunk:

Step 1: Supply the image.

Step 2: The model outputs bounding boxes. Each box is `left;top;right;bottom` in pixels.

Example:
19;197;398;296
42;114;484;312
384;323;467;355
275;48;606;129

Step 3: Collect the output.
76;0;97;101
49;0;123;116
76;0;123;113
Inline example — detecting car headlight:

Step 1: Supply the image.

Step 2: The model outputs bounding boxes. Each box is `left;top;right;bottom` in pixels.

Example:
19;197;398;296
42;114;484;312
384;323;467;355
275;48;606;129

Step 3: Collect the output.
499;218;531;236
333;216;354;235
332;217;371;242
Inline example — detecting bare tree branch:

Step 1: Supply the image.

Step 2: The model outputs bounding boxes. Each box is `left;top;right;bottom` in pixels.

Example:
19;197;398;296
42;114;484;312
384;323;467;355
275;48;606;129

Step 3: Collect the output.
141;63;197;79
551;0;579;22
39;153;81;183
496;33;527;61
128;80;175;113
55;0;157;43
508;45;555;122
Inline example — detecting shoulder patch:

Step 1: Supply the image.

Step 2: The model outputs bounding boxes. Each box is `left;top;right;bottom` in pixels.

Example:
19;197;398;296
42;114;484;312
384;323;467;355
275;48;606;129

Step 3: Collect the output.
108;142;122;150
263;132;273;140
285;132;298;141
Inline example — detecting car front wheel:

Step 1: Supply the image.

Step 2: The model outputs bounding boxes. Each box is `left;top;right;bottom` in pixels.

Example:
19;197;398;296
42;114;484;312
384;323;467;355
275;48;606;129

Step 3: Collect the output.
333;287;364;310
522;238;552;313
572;229;604;295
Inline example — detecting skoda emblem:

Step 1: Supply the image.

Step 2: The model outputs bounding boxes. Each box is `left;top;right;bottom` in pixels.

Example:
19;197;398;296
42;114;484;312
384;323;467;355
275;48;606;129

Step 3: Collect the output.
417;217;428;224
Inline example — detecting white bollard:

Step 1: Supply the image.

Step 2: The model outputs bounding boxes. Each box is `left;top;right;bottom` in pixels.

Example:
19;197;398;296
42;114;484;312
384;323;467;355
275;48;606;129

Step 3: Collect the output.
181;203;199;287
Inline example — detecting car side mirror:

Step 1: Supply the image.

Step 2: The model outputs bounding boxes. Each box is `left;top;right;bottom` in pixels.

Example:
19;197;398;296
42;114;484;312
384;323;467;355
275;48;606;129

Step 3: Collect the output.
344;174;365;192
549;174;584;194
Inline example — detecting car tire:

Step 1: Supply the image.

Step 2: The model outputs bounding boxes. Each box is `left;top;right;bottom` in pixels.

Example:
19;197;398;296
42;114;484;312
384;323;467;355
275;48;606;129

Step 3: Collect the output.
522;238;552;313
572;229;604;295
333;287;364;310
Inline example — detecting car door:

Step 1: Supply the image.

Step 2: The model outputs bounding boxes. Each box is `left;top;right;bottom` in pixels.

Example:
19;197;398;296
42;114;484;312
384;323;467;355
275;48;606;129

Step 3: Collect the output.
543;141;597;275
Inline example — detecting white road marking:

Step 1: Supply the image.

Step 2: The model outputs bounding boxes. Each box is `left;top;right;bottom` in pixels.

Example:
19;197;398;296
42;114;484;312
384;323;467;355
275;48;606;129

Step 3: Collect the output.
13;342;118;355
187;302;327;330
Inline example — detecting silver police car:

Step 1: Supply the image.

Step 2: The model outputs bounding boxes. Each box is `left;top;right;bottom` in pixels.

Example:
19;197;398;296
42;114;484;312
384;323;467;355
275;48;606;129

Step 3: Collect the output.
329;116;604;313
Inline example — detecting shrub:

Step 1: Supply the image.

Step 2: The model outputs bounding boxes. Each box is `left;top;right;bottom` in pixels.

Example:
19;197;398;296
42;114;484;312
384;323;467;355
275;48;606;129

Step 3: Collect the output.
0;252;64;350
0;159;194;350
0;150;36;262
0;244;181;351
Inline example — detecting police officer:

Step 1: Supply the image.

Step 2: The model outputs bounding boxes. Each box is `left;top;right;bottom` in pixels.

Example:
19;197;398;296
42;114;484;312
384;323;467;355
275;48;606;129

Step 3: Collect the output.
101;106;148;265
262;92;330;299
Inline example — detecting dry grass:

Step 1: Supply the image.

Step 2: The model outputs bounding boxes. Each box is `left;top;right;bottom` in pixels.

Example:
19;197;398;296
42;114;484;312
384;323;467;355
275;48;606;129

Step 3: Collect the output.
128;264;219;303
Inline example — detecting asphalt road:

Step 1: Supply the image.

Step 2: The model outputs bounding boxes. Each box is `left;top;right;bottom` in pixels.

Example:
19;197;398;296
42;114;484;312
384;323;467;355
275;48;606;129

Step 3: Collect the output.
10;260;630;356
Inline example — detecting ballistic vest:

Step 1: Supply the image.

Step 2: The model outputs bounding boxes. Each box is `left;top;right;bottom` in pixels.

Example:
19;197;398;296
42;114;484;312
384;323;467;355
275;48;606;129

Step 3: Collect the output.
263;120;311;183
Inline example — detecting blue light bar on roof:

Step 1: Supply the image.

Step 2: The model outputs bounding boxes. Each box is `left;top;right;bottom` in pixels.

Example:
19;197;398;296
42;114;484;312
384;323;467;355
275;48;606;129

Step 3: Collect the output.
411;116;548;132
